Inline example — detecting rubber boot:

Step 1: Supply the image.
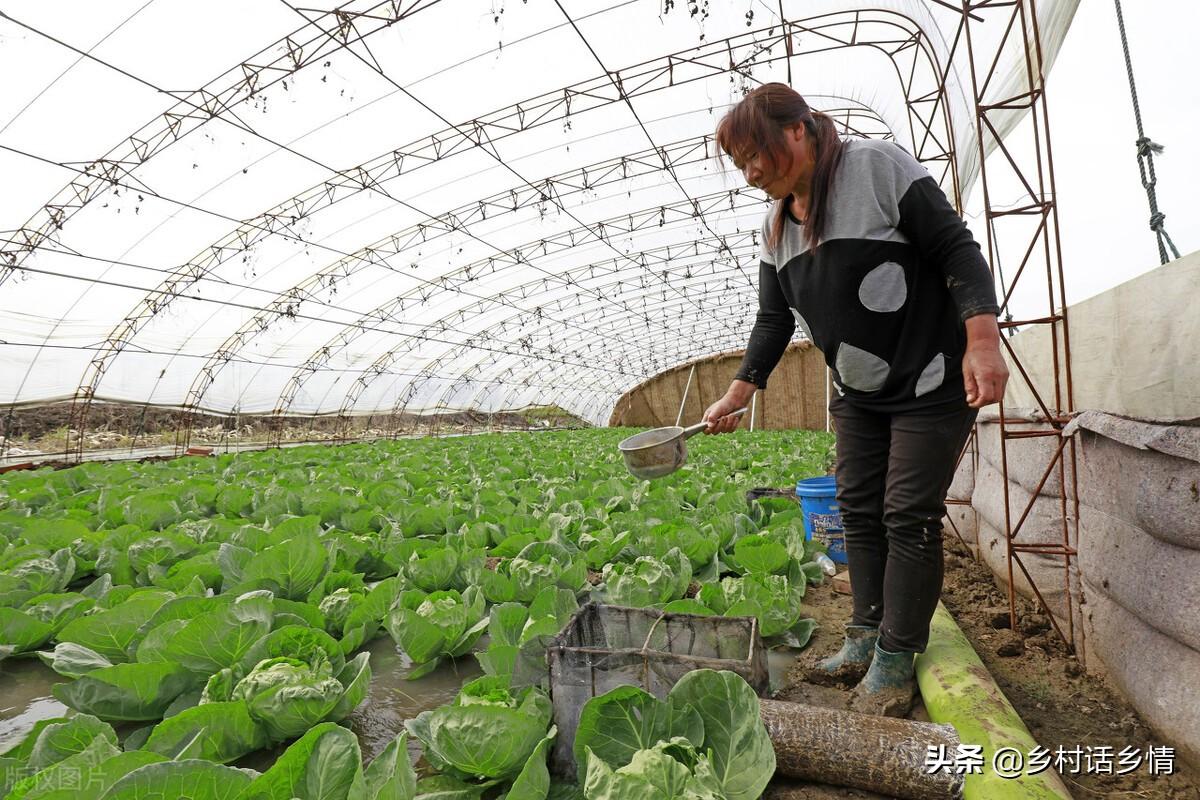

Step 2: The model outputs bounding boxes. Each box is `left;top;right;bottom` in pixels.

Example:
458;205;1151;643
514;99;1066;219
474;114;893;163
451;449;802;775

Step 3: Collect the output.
850;641;917;718
803;625;877;686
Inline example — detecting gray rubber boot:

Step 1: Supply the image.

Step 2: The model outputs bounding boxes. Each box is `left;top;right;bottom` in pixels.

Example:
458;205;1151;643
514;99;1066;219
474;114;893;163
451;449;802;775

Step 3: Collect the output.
804;625;878;686
850;641;917;718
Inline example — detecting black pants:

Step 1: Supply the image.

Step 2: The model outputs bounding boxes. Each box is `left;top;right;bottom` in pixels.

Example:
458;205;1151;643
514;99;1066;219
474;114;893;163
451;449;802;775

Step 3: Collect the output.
829;395;977;654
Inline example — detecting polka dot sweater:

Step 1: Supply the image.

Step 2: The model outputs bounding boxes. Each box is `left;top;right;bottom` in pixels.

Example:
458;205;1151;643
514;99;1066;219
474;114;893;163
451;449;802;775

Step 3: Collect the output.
735;138;1000;413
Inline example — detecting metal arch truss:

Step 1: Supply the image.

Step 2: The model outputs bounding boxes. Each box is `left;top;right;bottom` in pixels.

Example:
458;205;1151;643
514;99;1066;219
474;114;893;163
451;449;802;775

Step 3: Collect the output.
328;258;770;440
0;0;446;290
267;233;769;446
7;0;1075;656
180;106;886;447
53;8;958;457
253;195;773;441
938;0;1079;656
184;105;887;446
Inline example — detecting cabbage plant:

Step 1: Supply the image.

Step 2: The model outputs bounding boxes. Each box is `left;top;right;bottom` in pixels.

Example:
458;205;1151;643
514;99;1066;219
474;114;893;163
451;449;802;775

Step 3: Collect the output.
575;670;774;800
231;656;347;742
596;548;691;608
631;521;720;572
577;527;632;570
475;586;578;687
338;575;405;655
405;676;553;781
480;541;587;604
584;739;726;800
229;529;330;601
0;548;74;608
143;651;371;760
318;587;366;637
403;547;458;592
384;587;488;679
729;534;790;575
698;574;815;645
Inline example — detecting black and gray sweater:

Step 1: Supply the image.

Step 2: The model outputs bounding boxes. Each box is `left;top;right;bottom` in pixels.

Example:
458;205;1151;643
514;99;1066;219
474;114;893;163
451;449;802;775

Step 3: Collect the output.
734;138;1000;413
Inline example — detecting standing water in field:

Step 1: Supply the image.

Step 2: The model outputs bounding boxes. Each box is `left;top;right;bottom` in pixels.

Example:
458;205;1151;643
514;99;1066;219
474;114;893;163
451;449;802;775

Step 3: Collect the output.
0;657;69;751
345;635;482;762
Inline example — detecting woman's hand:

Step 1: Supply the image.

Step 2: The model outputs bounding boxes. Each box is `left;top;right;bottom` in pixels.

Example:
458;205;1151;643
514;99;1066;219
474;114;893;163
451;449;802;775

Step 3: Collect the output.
702;380;756;434
962;315;1009;408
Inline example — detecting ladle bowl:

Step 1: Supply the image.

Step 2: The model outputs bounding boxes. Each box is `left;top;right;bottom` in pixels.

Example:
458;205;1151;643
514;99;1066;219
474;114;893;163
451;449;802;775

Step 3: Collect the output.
618;408;747;479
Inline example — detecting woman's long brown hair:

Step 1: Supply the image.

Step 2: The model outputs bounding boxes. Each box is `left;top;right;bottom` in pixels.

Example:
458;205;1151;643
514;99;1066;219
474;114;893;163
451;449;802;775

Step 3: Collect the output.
715;83;844;252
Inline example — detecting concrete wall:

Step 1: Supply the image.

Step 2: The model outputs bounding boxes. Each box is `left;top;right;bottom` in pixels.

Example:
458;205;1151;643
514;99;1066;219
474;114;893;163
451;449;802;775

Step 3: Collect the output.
609;341;828;430
955;250;1200;768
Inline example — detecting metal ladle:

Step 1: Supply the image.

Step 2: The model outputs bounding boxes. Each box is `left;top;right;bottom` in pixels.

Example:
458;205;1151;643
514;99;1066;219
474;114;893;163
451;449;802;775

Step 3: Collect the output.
618;408;748;480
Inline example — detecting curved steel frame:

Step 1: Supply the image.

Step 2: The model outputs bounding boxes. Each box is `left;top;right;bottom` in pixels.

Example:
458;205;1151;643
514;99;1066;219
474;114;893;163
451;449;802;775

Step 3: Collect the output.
42;9;957;455
2;1;1076;651
204;105;886;431
0;0;446;292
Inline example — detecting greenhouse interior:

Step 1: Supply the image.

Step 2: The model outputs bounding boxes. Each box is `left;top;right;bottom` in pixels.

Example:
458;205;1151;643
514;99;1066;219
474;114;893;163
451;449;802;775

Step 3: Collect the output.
1;1;1197;798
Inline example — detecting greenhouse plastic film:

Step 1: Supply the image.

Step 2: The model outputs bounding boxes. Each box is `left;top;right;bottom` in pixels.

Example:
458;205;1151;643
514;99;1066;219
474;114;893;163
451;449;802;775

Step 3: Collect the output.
0;1;1080;426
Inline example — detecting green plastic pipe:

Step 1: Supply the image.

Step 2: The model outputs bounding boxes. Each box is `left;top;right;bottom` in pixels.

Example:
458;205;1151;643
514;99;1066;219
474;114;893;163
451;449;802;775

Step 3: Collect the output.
915;603;1073;799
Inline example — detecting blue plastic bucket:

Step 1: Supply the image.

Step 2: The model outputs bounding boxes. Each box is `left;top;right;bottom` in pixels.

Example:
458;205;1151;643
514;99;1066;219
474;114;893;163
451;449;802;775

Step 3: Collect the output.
796;475;847;563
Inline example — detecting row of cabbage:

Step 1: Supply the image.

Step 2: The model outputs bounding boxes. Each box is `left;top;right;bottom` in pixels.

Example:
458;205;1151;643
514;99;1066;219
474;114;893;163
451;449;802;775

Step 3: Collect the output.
0;428;833;800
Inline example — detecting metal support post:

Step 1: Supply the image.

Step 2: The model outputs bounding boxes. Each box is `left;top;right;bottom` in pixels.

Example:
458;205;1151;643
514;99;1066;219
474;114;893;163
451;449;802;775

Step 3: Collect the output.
676;364;696;427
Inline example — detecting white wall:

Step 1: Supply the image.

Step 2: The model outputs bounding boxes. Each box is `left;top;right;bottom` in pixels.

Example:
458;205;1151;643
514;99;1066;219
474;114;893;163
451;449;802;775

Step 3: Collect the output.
1003;249;1200;420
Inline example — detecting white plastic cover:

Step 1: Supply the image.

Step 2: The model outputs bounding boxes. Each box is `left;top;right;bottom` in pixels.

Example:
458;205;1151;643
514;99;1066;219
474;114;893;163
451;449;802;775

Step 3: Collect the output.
0;0;1079;425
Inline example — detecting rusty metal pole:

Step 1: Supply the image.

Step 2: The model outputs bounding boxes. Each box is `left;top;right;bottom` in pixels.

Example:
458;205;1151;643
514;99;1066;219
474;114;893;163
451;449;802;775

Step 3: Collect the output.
960;0;1079;652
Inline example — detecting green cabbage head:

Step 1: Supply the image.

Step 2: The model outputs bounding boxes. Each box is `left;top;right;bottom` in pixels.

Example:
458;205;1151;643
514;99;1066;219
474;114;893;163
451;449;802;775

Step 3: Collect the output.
405;676;553;781
232;656;344;742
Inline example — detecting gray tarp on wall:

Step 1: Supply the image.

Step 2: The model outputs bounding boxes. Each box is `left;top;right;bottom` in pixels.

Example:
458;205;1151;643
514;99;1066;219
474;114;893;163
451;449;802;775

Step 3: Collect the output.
958;250;1200;768
1071;413;1200;768
959;410;1200;768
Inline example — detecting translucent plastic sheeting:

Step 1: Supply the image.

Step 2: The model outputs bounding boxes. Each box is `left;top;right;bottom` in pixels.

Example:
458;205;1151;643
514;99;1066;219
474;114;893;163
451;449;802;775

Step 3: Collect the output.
0;0;1079;426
